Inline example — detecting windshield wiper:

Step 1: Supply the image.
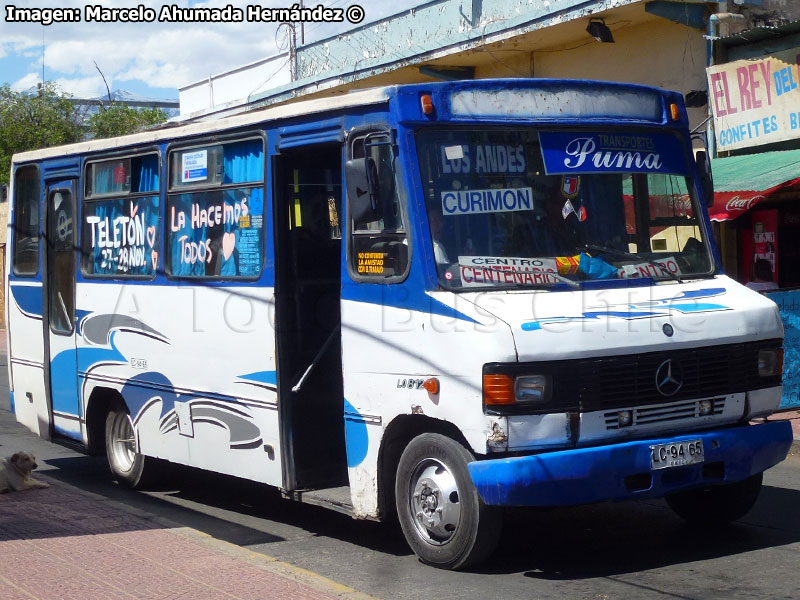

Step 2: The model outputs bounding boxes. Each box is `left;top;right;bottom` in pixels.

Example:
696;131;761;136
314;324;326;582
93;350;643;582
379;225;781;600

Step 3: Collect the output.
583;243;683;284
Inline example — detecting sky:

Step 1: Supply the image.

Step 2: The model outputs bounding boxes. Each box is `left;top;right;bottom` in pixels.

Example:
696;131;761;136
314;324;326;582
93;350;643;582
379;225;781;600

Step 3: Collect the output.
0;0;416;100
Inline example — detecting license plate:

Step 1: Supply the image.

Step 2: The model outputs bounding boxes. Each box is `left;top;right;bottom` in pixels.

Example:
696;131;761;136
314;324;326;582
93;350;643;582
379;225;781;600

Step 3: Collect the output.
650;439;704;470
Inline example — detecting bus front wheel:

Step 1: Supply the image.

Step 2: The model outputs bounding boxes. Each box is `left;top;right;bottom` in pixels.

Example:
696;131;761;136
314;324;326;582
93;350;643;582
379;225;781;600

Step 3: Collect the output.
395;433;502;570
105;406;156;488
666;472;763;525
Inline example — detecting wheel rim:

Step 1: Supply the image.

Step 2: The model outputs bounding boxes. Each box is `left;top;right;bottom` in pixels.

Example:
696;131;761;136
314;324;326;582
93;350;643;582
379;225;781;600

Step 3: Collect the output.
407;457;462;546
110;412;137;473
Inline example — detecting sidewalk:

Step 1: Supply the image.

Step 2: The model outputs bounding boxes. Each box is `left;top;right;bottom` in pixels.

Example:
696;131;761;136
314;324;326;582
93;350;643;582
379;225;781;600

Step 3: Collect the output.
0;475;374;600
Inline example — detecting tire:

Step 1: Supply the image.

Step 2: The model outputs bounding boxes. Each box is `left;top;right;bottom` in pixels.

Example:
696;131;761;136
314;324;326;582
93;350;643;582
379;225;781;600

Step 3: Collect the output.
666;473;763;525
105;406;159;488
395;433;502;570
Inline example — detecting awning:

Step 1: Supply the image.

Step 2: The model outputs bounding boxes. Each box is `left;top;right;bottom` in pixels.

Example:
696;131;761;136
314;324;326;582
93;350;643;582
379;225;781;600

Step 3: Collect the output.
708;149;800;221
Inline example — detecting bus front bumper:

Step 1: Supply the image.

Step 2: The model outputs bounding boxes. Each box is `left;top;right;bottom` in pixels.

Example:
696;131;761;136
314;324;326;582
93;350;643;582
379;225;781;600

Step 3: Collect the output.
467;421;792;507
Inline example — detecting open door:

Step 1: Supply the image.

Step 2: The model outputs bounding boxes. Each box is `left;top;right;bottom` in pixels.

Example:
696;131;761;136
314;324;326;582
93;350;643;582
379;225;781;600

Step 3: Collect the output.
45;179;82;441
273;144;347;491
7;165;50;438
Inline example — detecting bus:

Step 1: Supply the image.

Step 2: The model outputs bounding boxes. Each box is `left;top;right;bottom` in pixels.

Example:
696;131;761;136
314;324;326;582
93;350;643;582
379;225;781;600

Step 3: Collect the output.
5;79;792;570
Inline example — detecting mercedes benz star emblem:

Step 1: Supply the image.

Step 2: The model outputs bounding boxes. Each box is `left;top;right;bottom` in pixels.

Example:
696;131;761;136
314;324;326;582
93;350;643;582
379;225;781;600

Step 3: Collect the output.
655;359;683;397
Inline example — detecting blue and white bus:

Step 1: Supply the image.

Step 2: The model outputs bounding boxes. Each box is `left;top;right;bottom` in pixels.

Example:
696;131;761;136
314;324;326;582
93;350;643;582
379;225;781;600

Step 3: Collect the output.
6;79;792;569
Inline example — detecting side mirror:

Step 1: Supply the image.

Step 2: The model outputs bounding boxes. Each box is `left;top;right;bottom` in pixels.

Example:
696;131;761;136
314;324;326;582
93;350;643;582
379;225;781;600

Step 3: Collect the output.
345;157;382;224
696;150;714;207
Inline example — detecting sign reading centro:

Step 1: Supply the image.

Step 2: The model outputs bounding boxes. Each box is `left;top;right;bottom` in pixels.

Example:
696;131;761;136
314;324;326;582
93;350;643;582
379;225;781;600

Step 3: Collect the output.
442;187;533;216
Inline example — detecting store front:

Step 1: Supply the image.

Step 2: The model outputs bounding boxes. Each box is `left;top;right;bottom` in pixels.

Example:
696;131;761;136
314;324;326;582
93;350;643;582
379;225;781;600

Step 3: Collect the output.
708;149;800;288
707;38;800;410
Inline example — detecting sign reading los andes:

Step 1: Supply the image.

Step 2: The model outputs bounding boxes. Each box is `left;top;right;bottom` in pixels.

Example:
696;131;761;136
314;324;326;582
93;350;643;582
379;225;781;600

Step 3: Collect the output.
707;47;800;151
458;256;559;287
538;132;688;176
439;144;527;175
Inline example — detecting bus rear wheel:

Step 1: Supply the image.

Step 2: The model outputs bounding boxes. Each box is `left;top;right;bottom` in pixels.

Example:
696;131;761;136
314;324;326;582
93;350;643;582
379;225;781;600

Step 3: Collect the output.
395;433;502;570
666;473;763;525
105;406;157;488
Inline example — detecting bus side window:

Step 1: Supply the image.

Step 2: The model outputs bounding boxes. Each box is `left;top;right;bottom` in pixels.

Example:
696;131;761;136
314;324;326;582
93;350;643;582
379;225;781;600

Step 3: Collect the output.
346;132;409;281
166;138;265;279
12;166;41;277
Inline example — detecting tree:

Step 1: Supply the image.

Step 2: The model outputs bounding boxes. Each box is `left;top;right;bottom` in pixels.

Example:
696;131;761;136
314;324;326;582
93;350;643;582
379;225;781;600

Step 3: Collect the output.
88;103;167;140
0;82;84;184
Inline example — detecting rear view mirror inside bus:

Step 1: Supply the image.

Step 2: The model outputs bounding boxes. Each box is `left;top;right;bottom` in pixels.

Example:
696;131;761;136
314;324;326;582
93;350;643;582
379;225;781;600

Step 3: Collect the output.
345;157;382;224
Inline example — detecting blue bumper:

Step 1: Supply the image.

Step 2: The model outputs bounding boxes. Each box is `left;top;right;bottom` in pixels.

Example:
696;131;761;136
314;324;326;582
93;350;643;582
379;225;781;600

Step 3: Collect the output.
468;421;793;507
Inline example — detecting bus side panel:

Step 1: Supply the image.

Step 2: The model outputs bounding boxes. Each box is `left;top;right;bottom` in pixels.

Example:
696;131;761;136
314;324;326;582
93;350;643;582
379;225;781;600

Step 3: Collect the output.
340;294;516;518
76;282;282;487
8;361;49;438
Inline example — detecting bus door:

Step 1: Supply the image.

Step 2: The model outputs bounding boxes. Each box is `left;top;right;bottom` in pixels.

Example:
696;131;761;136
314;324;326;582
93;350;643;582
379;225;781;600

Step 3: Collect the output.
44;179;82;440
7;165;49;438
273;142;347;491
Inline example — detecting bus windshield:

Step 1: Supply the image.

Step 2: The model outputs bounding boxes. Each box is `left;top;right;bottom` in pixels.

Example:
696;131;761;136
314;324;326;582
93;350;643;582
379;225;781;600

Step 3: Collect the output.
415;128;714;290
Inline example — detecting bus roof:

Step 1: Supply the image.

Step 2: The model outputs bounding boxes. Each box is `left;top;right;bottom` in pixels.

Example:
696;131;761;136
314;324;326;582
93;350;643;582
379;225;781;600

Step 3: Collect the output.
11;79;680;165
11;85;393;164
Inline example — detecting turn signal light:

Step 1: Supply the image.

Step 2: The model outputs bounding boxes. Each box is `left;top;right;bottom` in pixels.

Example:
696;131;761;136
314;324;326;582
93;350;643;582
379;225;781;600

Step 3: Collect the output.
483;374;515;406
422;377;440;395
669;102;680;121
421;94;435;115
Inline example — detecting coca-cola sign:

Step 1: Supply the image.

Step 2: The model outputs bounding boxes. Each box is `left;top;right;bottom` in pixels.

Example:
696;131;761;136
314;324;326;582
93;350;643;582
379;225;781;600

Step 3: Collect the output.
725;195;764;212
709;192;768;221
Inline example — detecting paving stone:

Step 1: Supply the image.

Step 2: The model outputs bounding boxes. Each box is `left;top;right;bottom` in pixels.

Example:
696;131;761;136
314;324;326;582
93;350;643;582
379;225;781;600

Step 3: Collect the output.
0;479;361;600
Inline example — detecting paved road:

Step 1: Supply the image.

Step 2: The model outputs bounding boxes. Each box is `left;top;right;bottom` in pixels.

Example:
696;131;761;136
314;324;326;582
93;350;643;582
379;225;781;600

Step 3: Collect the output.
2;344;800;599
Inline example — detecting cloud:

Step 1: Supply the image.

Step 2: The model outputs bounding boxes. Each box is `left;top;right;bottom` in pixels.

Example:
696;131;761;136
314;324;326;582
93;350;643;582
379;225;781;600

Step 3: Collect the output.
2;0;415;97
11;72;41;92
11;71;106;97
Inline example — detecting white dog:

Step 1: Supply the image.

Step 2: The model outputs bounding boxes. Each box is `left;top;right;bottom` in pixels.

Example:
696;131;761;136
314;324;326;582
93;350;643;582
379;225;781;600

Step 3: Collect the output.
0;451;50;493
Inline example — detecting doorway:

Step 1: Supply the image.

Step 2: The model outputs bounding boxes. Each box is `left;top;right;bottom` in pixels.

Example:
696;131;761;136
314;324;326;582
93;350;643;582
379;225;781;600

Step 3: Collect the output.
274;145;347;490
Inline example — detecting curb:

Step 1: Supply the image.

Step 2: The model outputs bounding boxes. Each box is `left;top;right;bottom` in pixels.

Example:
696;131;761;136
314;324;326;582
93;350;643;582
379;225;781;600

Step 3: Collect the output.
30;472;379;600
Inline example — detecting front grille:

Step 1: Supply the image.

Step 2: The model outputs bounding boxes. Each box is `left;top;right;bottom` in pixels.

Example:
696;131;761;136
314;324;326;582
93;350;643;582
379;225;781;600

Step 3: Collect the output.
483;339;781;415
574;340;780;413
604;397;726;430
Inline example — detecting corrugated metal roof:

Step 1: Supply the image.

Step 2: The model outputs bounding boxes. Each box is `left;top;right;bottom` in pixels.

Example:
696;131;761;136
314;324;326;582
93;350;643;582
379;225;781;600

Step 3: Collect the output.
711;148;800;192
719;18;800;47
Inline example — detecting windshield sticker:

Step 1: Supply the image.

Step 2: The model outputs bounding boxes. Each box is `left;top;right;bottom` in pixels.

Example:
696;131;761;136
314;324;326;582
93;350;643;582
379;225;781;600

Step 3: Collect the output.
441;187;533;216
619;256;683;279
181;149;208;183
561;175;580;198
444;145;464;160
539;132;689;176
440;144;526;174
458;256;559;287
357;251;386;275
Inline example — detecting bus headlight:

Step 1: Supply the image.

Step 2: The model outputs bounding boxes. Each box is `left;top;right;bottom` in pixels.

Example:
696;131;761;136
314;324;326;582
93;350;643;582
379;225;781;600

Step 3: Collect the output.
758;348;783;377
483;373;551;409
514;375;550;404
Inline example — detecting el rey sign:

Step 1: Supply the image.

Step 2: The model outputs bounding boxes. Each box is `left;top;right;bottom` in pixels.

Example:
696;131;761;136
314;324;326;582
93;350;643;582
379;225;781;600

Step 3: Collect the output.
707;47;800;151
